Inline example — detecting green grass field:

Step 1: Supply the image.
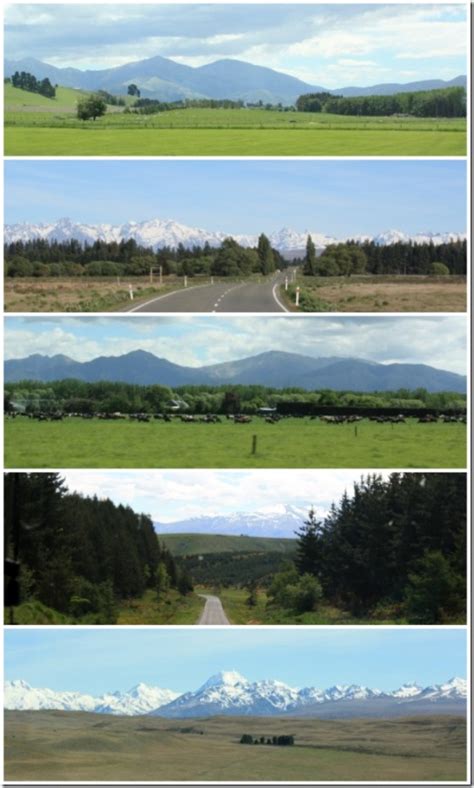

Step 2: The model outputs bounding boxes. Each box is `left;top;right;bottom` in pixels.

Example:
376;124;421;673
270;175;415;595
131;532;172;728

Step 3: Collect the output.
4;711;467;781
5;89;466;155
159;533;297;556
117;588;204;625
4;417;466;469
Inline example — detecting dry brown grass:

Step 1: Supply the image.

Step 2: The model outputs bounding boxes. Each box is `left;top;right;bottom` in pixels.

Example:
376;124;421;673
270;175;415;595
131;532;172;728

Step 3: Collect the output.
290;275;466;312
4;276;192;312
4;711;466;782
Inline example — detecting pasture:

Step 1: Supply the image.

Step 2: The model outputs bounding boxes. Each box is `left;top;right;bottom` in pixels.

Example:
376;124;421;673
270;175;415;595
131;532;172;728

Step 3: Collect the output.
4;416;466;468
5;98;466;155
4;711;466;781
285;275;467;313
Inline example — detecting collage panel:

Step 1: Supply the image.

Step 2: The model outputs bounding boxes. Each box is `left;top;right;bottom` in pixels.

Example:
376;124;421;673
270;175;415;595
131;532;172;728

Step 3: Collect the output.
4;469;467;627
4;3;467;157
2;1;470;786
4;159;467;315
4;314;467;470
4;627;468;782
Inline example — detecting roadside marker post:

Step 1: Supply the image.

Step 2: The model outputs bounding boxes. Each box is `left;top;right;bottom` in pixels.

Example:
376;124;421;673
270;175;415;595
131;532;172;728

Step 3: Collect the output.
128;285;134;301
285;277;288;291
184;275;188;288
295;287;300;306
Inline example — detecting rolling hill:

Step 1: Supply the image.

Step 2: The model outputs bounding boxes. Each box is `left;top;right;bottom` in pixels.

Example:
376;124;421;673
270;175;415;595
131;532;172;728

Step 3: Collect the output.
5;55;467;105
4;349;467;393
158;533;297;556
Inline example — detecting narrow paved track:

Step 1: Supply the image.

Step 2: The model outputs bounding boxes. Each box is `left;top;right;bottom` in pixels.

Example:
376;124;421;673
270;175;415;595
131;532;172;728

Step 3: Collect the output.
197;594;231;625
126;272;294;313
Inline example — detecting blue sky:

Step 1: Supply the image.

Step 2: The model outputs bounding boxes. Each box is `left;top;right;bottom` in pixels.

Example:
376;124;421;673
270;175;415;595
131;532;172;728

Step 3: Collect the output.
62;469;392;523
5;160;466;237
5;4;467;87
5;628;466;696
4;316;467;374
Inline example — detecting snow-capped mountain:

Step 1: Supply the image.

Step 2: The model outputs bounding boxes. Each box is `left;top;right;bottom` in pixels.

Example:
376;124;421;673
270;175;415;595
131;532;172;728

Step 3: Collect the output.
4;679;179;716
5;675;466;719
154;503;308;539
4;217;465;254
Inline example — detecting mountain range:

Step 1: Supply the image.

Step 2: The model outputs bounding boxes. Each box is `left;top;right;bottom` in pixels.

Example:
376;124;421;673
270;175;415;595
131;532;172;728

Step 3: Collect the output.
4;216;466;254
154;504;308;539
5;54;466;105
4;350;467;393
5;674;467;719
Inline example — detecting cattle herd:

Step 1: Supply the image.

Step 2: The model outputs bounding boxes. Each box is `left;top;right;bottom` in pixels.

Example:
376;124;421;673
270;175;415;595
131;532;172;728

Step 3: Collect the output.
5;410;467;424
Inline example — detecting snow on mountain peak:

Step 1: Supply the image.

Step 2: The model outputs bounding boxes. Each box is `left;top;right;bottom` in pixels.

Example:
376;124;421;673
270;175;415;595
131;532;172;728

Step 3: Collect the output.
4;217;465;253
199;670;248;691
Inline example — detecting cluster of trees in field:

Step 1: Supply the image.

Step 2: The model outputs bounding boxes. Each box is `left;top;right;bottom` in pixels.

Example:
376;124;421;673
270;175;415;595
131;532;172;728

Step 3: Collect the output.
4;380;467;417
240;735;294;746
4;235;285;279
97;90;126;106
131;97;247;114
296;86;466;117
268;473;465;623
301;237;466;277
7;71;56;98
4;473;193;623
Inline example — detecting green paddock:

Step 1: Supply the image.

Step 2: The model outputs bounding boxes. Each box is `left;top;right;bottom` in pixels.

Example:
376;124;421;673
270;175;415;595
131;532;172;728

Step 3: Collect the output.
5;126;466;156
4;417;466;469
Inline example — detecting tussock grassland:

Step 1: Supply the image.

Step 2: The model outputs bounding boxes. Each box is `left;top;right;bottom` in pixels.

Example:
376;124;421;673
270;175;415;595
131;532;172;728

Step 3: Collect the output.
4;711;466;782
284;275;467;313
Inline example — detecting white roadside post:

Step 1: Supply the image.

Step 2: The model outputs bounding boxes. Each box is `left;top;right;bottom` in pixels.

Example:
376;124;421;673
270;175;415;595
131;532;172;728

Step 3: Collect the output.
295;287;300;307
149;267;153;284
129;284;134;301
184;275;188;288
159;266;163;286
211;276;214;285
285;276;288;291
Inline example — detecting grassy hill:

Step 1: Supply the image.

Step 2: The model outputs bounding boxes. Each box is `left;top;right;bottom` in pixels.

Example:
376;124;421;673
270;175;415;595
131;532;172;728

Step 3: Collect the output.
4;83;133;112
158;532;297;556
4;83;91;111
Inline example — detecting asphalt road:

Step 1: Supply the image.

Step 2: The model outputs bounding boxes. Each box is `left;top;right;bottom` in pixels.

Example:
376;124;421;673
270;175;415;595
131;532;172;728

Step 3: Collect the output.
126;272;294;313
197;594;231;625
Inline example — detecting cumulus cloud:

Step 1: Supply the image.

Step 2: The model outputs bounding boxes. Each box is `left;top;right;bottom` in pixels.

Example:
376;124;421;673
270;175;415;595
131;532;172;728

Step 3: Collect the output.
5;4;466;86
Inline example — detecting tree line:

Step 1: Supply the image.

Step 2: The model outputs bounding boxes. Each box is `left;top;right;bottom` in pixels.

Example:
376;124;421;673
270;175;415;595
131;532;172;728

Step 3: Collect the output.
269;473;465;623
8;71;56;99
297;86;466;118
5;234;285;278
4;380;466;417
301;237;466;277
4;473;193;623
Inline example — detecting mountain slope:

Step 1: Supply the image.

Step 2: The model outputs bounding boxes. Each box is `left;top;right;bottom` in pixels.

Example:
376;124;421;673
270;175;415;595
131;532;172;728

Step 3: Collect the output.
5;675;466;719
5;55;466;104
157;532;298;556
155;505;306;540
4;216;466;253
4;349;467;393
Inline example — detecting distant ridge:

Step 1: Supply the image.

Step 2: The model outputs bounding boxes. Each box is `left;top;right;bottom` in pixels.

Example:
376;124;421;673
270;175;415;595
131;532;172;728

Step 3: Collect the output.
4;349;467;393
4;54;466;105
4;216;466;253
5;675;467;719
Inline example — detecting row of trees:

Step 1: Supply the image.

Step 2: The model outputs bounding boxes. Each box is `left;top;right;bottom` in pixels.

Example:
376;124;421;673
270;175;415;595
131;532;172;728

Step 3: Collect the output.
297;87;466;118
8;71;56;99
5;235;285;278
4;473;193;623
301;237;466;277
4;380;466;417
269;473;465;623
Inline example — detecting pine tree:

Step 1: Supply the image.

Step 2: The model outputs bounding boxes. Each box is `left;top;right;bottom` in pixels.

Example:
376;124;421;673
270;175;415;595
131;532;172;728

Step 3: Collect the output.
295;509;323;577
257;234;275;275
303;235;317;275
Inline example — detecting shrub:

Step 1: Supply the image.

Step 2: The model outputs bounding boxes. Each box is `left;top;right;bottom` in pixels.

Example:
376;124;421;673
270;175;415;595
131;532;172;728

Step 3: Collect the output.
430;262;450;276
